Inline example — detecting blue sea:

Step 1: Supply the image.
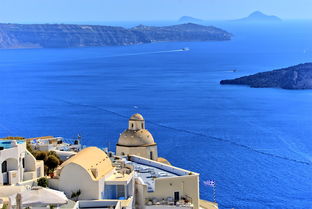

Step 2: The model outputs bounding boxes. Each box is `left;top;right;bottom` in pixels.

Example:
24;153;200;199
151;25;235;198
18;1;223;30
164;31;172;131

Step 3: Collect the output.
0;21;312;209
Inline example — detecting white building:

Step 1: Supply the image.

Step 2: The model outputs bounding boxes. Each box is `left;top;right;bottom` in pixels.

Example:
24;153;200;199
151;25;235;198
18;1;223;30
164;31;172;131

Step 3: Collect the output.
0;140;44;186
29;136;81;152
114;114;217;209
1;113;218;209
49;147;134;208
115;155;200;209
28;136;81;161
44;113;217;209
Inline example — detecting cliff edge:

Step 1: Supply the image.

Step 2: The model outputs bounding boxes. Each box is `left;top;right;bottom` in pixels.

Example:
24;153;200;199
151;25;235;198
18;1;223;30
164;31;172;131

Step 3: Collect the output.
0;23;231;49
220;63;312;89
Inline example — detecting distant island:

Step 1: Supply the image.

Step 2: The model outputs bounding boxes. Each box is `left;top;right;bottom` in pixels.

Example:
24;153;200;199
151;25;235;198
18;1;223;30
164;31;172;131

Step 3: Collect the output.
178;16;204;23
220;63;312;89
178;11;281;23
235;11;282;22
0;23;231;49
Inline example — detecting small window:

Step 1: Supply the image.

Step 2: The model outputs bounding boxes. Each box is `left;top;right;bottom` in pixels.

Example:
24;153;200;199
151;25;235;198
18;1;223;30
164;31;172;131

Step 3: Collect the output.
142;123;144;129
131;123;134;128
150;151;153;160
22;158;25;168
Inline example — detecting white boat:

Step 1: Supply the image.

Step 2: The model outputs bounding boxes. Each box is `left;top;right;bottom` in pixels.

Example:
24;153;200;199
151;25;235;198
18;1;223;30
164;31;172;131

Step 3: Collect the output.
181;47;190;51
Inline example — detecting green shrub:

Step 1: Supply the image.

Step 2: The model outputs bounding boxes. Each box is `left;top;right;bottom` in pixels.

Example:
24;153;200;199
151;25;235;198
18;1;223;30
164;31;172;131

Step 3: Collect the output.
48;151;60;159
33;151;61;174
49;205;56;209
71;190;81;201
1;203;8;209
35;151;48;161
46;155;60;173
37;177;48;187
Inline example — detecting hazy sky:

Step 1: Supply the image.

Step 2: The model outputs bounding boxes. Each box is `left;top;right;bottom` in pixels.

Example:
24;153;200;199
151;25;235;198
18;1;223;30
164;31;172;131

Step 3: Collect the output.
0;0;311;23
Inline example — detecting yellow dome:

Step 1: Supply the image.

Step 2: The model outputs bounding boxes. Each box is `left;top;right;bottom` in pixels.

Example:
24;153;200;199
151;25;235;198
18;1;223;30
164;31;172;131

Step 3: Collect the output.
130;113;144;121
117;129;155;147
59;147;113;180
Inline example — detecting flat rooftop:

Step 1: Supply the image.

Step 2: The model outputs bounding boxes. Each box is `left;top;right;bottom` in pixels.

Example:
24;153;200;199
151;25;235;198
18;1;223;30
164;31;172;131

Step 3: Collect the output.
105;171;133;184
0;140;24;150
127;160;177;192
124;155;194;192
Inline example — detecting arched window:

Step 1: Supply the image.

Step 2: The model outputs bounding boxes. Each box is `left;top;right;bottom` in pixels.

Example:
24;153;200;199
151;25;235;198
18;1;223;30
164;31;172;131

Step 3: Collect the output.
2;161;7;173
142;123;144;129
150;151;153;160
131;123;134;128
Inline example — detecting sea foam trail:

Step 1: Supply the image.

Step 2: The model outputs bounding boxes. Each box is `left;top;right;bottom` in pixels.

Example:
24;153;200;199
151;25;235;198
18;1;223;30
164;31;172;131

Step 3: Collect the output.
47;97;311;166
100;49;187;58
41;49;187;64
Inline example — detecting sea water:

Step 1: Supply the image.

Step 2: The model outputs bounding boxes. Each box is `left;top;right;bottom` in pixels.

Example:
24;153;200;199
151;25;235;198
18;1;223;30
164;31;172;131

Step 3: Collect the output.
0;21;312;209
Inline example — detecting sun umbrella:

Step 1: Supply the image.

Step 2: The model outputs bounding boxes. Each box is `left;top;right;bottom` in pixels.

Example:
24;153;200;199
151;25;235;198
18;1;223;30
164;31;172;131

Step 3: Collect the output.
10;187;68;206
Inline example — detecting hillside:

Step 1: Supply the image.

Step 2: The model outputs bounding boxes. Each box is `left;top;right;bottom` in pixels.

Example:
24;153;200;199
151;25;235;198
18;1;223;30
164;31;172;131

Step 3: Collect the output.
0;23;231;49
220;63;312;89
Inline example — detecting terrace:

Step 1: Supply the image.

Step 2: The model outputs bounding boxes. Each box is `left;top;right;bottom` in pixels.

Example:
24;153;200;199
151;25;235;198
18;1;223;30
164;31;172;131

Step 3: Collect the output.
122;156;197;208
0;140;24;150
125;160;177;192
123;155;192;191
29;136;81;152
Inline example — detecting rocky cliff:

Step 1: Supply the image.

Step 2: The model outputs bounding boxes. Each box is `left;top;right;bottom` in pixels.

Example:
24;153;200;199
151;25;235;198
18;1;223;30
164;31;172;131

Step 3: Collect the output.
220;63;312;89
0;23;231;49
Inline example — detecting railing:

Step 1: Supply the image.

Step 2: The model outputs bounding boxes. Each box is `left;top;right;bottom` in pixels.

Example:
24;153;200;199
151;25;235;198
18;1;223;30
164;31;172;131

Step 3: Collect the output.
145;198;193;208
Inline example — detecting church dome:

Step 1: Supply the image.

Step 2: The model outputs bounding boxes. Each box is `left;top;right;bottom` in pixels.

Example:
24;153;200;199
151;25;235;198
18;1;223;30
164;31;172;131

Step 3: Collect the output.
130;113;144;121
117;129;155;147
116;113;158;160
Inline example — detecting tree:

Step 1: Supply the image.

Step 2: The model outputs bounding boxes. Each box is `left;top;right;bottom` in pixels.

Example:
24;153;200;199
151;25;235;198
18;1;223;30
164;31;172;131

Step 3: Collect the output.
35;151;48;161
37;177;48;187
48;151;61;162
29;149;61;175
45;155;60;173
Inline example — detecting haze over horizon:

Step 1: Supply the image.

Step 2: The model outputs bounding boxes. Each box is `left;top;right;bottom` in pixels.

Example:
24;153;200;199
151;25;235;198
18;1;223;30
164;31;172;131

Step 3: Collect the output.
0;0;311;24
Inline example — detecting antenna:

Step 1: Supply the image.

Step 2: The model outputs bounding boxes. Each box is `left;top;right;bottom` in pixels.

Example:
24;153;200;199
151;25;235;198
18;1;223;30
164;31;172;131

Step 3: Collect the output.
77;133;82;146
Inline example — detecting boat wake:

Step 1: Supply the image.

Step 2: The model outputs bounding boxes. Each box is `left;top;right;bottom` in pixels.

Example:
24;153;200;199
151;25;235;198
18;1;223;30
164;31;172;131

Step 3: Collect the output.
101;48;189;58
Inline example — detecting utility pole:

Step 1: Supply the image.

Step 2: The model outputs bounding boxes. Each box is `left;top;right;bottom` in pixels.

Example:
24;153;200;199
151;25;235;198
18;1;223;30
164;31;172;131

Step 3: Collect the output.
213;184;216;203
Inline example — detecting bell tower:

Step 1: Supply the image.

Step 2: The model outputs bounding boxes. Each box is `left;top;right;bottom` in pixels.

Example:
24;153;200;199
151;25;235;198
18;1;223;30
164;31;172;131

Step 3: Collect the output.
128;113;145;130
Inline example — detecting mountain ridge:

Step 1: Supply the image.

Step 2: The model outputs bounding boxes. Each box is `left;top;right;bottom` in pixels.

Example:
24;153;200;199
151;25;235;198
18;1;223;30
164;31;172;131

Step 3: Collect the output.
0;23;232;49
